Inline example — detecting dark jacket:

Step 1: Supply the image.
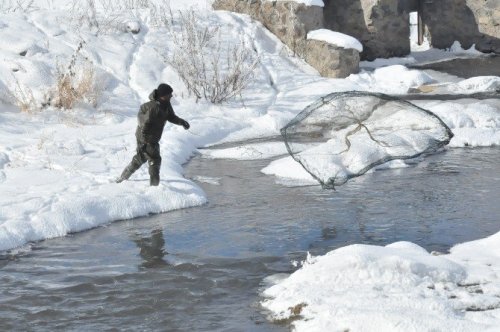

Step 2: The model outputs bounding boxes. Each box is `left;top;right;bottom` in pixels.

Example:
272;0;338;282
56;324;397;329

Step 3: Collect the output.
135;90;184;144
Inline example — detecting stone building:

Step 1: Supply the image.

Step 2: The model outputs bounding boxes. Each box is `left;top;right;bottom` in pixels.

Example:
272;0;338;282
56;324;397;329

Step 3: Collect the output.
213;0;500;76
324;0;500;60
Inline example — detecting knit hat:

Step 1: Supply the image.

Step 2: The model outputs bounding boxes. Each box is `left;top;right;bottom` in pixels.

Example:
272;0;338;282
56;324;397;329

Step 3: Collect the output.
156;83;173;97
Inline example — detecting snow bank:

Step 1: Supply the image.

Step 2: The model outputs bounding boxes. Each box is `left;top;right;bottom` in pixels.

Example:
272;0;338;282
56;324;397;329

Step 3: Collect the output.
200;142;313;160
417;99;500;147
307;29;363;52
262;232;500;331
0;6;342;251
0;3;498;251
348;65;435;94
450;76;500;94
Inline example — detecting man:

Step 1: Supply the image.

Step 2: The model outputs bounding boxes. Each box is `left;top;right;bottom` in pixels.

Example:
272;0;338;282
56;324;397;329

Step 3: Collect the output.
117;83;190;186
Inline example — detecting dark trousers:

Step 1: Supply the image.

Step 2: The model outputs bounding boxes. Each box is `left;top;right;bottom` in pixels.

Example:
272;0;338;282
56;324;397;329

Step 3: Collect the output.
120;141;162;186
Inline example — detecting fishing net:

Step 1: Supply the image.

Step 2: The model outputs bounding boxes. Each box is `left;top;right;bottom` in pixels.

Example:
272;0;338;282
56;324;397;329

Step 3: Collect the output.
281;91;454;189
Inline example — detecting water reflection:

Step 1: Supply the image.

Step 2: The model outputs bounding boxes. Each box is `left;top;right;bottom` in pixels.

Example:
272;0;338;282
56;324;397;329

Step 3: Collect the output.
132;229;168;268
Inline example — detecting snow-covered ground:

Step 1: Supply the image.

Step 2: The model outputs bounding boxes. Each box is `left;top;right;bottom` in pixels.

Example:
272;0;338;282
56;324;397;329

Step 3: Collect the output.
0;1;499;329
261;232;500;331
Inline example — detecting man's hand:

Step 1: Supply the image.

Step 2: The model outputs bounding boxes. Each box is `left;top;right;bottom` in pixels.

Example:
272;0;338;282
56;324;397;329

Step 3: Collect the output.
181;119;190;130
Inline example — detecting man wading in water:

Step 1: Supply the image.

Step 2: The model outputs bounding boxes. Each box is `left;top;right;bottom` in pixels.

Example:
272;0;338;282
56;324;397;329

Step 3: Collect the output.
116;83;190;186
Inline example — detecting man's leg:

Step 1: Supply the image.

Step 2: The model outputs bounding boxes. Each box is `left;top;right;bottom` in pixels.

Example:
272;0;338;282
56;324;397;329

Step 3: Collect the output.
116;146;147;183
146;143;162;186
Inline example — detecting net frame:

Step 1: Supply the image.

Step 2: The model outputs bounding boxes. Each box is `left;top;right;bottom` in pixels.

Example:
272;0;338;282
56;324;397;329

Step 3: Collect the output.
280;91;454;189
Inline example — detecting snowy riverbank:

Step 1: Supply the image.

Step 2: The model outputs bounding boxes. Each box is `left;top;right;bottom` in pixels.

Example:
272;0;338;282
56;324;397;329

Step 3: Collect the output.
0;4;499;329
261;232;500;331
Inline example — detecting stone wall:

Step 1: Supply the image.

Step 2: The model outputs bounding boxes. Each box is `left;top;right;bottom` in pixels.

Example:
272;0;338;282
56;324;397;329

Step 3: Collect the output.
422;0;500;53
214;0;499;74
323;0;414;60
213;0;360;78
213;0;323;55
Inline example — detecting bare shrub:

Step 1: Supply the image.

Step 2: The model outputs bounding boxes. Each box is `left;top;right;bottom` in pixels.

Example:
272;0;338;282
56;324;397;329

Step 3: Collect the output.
68;0;121;35
51;41;100;109
161;9;259;103
98;0;153;11
67;0;154;34
0;0;35;13
8;76;39;113
1;42;100;113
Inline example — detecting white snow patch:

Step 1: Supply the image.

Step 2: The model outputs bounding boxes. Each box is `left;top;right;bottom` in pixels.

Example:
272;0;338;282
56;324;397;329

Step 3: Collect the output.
348;65;435;94
0;3;498;252
307;29;363;52
451;76;500;94
200;142;297;160
262;231;500;331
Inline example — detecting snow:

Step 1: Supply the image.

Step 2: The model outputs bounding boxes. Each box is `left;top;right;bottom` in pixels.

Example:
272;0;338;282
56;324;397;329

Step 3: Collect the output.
261;232;500;331
362;40;486;70
307;29;363;52
348;65;435;94
0;0;499;330
200;142;307;160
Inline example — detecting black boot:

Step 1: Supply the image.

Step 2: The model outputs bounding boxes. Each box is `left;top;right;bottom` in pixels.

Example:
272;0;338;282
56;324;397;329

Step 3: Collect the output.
117;159;142;183
149;163;160;186
116;168;132;183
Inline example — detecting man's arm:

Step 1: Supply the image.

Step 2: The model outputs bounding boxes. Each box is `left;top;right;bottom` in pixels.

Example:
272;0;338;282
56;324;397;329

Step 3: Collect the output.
166;104;190;130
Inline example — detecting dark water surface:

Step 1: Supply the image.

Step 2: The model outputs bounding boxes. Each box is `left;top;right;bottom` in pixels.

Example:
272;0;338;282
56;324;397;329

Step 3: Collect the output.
1;148;499;331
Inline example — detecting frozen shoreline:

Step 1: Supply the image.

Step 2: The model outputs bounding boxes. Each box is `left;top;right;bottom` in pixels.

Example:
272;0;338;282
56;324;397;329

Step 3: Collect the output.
0;2;499;260
0;1;499;330
261;231;500;331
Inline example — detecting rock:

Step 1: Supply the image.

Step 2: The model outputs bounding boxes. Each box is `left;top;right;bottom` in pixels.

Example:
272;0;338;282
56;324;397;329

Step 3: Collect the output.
123;20;141;34
305;39;359;78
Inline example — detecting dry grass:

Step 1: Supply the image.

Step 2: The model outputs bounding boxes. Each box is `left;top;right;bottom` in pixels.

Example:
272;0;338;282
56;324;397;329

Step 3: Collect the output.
1;73;40;113
51;41;100;109
3;40;101;113
53;61;98;109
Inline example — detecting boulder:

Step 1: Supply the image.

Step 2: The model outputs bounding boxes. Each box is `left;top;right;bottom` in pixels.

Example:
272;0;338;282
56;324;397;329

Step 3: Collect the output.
305;39;360;78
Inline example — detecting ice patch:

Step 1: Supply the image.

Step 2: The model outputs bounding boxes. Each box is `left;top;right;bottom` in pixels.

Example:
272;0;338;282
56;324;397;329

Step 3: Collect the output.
200;142;294;160
192;176;221;185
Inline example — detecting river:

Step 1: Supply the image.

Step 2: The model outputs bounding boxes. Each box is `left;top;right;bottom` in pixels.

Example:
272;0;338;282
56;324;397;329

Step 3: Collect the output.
1;146;499;331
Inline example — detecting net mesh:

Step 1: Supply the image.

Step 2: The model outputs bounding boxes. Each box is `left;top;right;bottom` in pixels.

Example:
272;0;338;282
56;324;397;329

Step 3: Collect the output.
281;91;454;189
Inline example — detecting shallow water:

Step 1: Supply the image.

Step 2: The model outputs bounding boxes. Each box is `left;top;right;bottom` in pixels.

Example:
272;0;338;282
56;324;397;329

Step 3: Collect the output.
1;147;499;331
